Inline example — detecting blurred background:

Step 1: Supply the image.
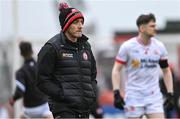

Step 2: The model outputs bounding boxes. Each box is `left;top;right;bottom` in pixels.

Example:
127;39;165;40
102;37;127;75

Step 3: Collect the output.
1;0;180;118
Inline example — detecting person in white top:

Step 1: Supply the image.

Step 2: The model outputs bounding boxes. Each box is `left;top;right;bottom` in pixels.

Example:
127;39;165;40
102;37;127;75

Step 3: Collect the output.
111;13;174;119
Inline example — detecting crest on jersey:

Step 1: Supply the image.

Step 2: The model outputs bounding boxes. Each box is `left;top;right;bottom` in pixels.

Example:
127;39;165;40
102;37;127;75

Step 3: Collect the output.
131;59;140;68
83;52;88;60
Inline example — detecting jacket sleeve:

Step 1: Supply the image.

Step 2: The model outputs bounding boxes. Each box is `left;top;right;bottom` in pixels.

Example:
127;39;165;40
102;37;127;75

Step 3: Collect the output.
37;44;62;100
90;47;97;97
13;87;24;101
13;70;25;101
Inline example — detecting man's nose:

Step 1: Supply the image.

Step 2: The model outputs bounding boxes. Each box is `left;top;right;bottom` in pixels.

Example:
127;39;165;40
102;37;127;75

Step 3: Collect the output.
78;22;83;28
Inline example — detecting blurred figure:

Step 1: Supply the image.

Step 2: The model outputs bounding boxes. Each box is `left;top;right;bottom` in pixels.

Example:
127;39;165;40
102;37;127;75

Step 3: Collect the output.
159;64;180;118
0;50;13;118
10;41;53;118
173;76;180;118
173;74;180;118
37;2;97;119
112;13;174;119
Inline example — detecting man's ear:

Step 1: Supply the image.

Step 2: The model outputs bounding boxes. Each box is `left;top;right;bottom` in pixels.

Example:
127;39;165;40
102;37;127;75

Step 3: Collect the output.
139;24;146;33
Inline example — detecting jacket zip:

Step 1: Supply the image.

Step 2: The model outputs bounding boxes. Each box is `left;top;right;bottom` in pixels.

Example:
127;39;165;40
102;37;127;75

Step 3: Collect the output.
76;46;84;112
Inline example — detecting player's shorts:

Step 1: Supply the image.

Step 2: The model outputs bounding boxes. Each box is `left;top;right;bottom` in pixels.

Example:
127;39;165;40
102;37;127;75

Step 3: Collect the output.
23;102;52;118
124;92;164;117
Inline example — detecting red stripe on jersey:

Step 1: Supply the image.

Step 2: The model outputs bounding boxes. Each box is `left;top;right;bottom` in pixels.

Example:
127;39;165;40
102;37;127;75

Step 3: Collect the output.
115;59;126;64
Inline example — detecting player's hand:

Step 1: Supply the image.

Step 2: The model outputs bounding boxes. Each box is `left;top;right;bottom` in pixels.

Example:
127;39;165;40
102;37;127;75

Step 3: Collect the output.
113;90;125;110
164;92;174;111
9;98;15;106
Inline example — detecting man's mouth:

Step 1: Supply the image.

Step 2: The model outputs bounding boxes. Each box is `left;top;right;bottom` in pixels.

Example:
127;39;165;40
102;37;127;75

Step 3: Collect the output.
77;31;82;33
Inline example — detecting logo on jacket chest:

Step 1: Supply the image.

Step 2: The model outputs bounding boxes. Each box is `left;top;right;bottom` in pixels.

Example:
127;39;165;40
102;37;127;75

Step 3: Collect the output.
62;53;73;58
83;52;88;60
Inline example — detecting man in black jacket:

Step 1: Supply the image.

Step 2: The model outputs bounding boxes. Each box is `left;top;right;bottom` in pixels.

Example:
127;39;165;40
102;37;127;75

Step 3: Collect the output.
37;2;97;119
11;41;53;118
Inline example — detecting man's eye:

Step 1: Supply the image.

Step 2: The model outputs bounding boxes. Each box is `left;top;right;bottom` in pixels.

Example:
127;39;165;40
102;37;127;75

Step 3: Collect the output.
73;21;78;24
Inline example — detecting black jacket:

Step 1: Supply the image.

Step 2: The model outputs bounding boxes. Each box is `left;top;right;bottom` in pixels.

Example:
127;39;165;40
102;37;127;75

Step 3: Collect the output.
37;32;97;114
13;58;47;107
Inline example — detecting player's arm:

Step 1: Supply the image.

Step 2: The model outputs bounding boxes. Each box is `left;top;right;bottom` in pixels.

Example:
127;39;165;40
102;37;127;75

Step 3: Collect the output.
112;61;124;90
159;43;174;110
9;70;26;105
112;42;127;91
112;42;128;109
159;42;173;93
112;61;125;109
13;85;24;101
160;59;174;110
159;60;173;93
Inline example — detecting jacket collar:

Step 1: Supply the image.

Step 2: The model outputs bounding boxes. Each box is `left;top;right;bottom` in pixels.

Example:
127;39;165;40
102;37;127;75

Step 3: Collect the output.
24;57;35;64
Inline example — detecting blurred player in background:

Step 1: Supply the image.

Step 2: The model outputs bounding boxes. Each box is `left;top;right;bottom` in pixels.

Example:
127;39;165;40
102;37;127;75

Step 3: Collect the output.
159;64;180;118
10;41;53;118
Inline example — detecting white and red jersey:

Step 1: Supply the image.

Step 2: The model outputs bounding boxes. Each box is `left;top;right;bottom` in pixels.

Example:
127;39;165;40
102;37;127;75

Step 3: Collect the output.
116;37;168;103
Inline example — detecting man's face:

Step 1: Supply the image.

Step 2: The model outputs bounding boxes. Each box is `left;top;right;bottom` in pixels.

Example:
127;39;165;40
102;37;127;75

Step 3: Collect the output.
66;18;84;38
143;20;157;37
